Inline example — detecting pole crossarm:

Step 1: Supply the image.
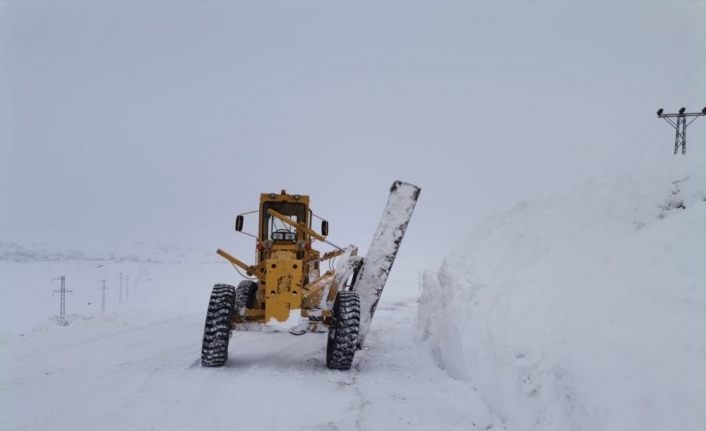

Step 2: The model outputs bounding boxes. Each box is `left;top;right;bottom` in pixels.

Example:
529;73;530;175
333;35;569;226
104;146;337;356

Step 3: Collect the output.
658;112;704;118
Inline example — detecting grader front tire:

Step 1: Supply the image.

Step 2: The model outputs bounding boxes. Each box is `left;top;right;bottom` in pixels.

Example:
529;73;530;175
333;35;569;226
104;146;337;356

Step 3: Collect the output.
326;291;361;370
201;284;236;367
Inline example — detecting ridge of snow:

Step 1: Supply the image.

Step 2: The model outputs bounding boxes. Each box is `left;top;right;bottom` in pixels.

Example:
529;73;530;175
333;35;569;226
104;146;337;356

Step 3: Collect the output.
418;154;706;430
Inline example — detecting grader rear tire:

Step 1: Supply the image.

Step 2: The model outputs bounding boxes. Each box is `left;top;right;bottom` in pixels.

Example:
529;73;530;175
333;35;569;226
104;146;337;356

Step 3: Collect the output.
235;280;258;311
326;291;360;370
201;284;236;367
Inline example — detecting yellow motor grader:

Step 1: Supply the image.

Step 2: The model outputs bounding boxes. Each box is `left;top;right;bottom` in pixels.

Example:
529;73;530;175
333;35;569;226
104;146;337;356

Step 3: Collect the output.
201;181;420;370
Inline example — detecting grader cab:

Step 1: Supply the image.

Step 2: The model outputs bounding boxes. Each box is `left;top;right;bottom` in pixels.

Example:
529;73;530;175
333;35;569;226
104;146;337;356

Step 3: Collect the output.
202;181;420;370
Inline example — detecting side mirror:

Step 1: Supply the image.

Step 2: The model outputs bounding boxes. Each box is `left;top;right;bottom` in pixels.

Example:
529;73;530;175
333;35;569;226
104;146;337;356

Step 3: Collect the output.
321;220;329;236
235;215;244;232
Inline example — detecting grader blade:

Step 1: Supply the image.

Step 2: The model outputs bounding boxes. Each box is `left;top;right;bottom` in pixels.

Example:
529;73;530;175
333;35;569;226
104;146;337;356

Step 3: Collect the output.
353;180;421;347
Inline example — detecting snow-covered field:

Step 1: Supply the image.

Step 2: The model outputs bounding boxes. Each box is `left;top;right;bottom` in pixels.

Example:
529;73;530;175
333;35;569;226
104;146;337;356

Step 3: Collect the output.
3;150;704;430
3;152;705;431
0;251;493;431
418;153;706;430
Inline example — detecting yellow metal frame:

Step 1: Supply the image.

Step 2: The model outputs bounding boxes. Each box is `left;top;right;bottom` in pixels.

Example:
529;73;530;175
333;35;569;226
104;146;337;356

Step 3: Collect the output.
216;248;264;282
217;190;353;330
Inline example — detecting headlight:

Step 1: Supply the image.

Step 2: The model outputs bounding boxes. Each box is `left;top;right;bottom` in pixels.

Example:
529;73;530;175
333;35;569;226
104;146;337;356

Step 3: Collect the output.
272;231;296;241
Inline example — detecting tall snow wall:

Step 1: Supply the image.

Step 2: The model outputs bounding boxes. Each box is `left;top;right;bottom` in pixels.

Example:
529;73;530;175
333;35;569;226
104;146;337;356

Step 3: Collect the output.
418;154;706;431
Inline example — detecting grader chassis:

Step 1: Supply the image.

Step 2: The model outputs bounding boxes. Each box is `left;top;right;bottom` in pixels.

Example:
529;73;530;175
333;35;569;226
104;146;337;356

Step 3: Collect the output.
201;181;420;370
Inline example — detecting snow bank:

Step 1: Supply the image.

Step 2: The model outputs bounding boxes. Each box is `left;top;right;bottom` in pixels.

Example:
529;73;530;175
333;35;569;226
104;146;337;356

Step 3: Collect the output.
418;153;706;430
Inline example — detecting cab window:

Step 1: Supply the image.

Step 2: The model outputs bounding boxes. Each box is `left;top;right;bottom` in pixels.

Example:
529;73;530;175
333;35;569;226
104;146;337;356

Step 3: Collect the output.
261;202;306;240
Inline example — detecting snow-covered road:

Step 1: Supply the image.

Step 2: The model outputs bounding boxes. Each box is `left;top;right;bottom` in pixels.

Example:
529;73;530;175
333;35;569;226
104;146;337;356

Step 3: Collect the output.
1;294;492;431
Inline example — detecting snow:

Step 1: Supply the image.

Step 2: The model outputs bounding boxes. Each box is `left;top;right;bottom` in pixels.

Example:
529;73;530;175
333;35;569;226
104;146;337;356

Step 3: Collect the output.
0;237;484;430
2;154;703;430
0;257;487;430
2;0;703;428
266;308;303;330
2;153;703;430
418;153;706;430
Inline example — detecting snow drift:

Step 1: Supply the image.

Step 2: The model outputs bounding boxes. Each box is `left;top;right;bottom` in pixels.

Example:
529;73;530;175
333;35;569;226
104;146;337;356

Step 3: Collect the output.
418;153;706;430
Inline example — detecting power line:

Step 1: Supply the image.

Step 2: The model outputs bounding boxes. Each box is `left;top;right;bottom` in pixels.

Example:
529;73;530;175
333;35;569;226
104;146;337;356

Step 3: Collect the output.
623;48;706;162
685;86;706;107
653;49;706;155
663;48;706;107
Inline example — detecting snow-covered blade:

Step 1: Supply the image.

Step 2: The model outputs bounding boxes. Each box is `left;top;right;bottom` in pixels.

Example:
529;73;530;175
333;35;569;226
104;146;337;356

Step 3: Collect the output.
354;181;421;346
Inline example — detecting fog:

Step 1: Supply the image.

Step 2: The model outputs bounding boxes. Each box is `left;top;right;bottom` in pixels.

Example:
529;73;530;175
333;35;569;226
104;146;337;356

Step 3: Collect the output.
2;0;704;285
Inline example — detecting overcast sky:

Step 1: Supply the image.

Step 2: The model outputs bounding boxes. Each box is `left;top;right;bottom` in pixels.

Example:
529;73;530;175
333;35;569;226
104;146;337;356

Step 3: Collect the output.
2;0;705;282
